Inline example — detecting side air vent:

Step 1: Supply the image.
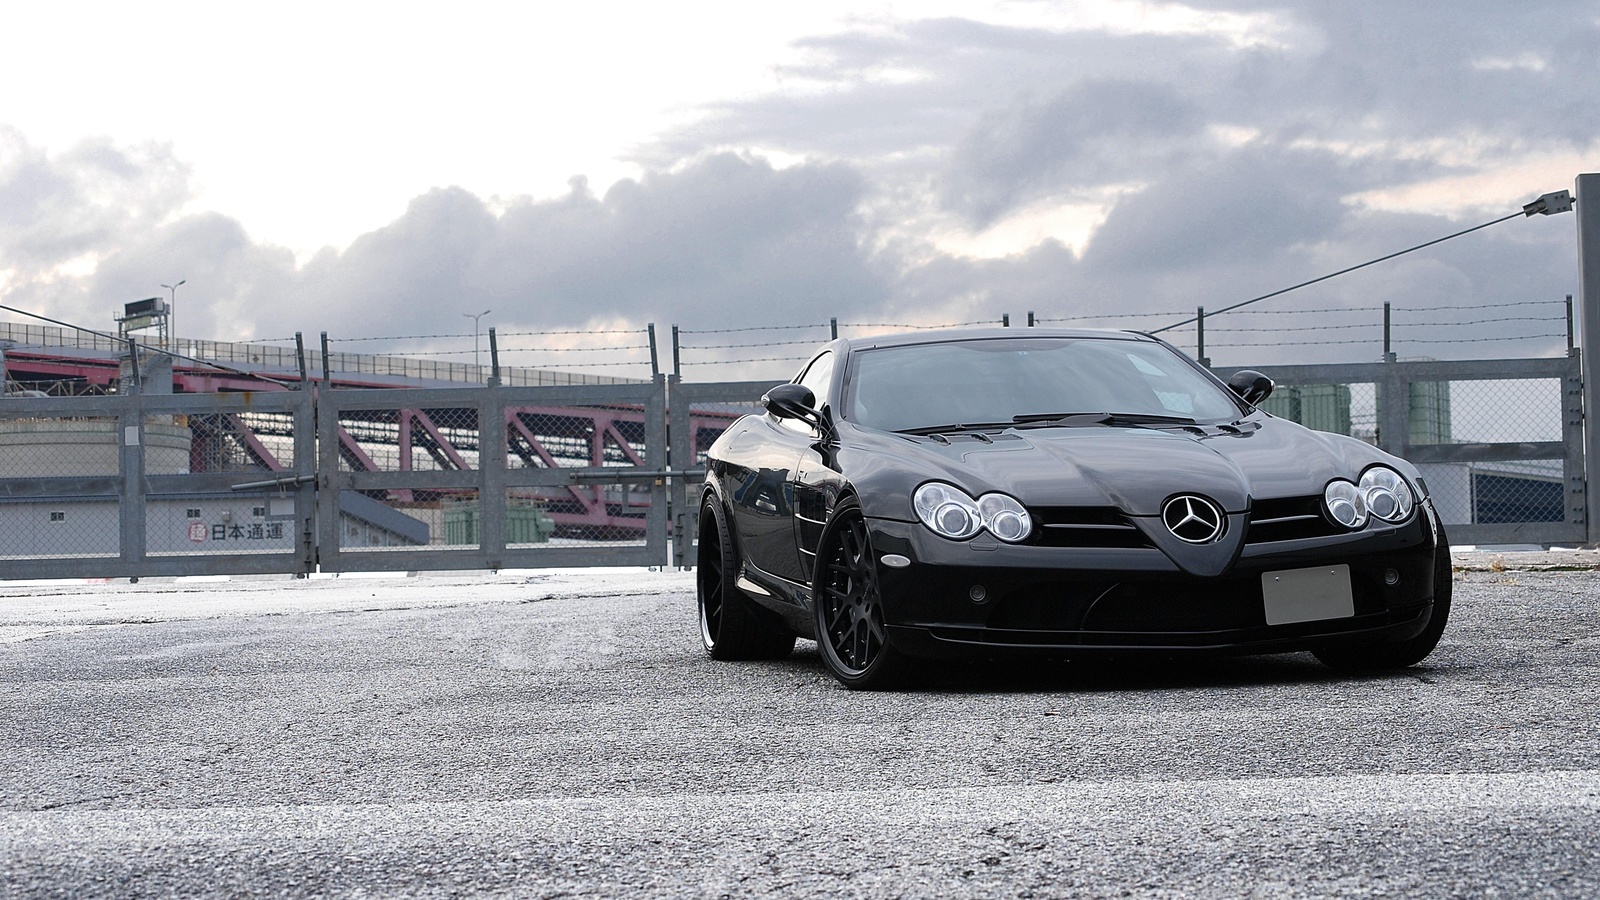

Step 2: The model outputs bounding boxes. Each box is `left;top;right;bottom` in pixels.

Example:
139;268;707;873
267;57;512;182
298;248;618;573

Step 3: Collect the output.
1246;495;1343;543
1031;507;1154;549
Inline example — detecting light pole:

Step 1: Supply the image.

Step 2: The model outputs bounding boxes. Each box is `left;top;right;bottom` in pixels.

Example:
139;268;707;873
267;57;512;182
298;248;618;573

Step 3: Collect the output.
161;279;185;350
463;309;491;369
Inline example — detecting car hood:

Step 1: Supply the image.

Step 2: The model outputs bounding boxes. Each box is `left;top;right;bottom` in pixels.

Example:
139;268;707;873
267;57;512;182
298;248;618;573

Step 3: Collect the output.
846;415;1405;519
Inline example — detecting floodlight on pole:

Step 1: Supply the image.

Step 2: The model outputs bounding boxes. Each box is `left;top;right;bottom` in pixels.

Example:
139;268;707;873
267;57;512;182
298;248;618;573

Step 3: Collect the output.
160;279;185;350
464;309;491;369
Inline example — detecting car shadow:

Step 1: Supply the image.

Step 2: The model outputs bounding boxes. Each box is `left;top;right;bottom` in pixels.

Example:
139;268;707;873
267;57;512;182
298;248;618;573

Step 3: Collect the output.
791;642;1458;693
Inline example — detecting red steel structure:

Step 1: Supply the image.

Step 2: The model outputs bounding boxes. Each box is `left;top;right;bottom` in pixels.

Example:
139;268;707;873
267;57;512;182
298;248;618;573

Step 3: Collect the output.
1;346;742;537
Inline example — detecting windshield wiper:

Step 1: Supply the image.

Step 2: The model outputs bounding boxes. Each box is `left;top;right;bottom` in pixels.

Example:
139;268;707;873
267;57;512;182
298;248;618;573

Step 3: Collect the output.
895;422;1014;436
1011;412;1112;425
1011;411;1198;428
899;412;1199;436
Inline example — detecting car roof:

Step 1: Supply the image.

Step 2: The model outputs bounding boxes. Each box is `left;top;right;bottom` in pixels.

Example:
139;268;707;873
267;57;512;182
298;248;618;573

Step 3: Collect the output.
835;326;1155;353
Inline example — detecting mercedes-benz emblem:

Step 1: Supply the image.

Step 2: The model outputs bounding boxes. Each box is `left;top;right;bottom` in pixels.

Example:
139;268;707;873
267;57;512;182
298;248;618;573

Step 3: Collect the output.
1162;494;1225;544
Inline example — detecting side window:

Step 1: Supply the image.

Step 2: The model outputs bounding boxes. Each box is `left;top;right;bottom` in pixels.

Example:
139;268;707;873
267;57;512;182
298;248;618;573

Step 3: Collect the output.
779;351;834;434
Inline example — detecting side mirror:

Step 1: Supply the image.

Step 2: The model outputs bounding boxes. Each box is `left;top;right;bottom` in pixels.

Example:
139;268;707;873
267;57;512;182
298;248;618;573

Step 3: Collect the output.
1227;370;1274;406
761;383;820;423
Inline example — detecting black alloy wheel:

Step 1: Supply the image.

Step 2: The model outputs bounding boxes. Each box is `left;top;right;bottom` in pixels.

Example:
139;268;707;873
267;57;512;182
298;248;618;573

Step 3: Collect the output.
696;497;794;660
1314;523;1453;671
814;500;912;689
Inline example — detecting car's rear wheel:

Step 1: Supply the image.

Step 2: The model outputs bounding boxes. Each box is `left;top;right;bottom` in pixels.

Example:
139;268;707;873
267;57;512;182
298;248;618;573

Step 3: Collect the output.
697;498;795;660
814;501;914;690
1313;527;1453;671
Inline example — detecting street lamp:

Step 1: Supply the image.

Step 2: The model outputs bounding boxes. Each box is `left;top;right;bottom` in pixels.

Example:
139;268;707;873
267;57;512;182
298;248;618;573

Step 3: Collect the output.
463;309;491;369
161;279;185;350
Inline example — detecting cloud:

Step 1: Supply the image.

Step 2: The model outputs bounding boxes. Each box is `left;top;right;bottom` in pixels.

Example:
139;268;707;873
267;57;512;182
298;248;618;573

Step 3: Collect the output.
278;152;882;343
3;2;1595;378
942;79;1206;226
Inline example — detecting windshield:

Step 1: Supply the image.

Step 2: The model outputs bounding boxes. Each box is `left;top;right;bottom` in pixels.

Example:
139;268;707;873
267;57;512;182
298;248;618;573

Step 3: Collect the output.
843;337;1243;433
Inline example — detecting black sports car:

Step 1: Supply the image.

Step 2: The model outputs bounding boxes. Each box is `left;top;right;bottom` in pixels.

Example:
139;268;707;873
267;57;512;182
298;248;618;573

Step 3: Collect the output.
696;329;1450;689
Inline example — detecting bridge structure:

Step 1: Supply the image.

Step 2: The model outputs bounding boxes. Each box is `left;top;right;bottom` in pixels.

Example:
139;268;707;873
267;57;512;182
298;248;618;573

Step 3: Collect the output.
0;327;742;542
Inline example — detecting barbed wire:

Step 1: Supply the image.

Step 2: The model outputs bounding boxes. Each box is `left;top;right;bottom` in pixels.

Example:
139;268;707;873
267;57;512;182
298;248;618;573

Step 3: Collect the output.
1392;314;1564;328
1198;337;1381;348
1391;299;1565;312
428;344;651;355
681;354;813;365
676;324;830;335
1206;306;1382;317
679;337;826;350
1034;311;1186;322
330;327;648;343
1399;333;1566;345
837;320;1000;330
1209;323;1381;334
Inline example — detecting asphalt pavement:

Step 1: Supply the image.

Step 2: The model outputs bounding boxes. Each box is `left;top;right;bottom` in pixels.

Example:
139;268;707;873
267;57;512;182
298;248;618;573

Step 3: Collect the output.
0;566;1597;898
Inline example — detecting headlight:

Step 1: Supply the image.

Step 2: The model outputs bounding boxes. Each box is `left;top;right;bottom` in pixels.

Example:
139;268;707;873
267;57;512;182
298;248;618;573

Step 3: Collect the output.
977;493;1032;542
1323;480;1366;529
914;483;1032;542
914;483;982;539
1360;466;1416;523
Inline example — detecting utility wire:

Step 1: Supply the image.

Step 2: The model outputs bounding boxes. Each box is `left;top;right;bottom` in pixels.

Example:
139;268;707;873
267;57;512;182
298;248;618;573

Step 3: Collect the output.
1150;209;1527;335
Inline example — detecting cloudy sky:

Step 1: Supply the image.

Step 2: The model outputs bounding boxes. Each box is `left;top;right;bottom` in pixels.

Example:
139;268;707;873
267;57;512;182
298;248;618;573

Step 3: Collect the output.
1;1;1595;376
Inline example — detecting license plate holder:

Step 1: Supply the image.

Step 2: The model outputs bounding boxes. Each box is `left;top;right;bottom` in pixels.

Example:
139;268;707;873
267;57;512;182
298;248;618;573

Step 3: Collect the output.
1262;564;1354;625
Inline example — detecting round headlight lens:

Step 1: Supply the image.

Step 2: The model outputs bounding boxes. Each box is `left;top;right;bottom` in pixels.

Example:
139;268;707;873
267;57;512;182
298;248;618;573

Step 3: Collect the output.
914;483;982;539
914;484;1032;542
1360;466;1415;523
977;493;1033;543
1323;480;1367;529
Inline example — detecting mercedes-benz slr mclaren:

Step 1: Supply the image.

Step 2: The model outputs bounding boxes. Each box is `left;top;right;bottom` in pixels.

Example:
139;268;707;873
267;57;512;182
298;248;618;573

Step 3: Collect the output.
695;329;1450;689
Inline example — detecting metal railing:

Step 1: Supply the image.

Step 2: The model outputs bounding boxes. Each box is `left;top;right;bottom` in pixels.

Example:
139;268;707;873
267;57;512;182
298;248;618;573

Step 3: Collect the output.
0;353;1587;581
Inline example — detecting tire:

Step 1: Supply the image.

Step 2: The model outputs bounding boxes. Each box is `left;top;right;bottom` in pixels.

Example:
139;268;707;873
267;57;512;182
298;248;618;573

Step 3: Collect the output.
1313;526;1452;671
813;500;915;690
696;497;795;661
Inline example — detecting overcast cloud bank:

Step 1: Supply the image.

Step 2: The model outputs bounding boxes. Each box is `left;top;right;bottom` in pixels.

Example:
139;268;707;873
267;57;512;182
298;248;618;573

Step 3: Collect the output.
2;3;1594;374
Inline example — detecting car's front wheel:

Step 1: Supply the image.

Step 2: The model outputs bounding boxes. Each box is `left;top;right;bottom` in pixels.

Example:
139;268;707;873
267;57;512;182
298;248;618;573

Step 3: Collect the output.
813;500;915;689
1313;528;1453;671
697;498;795;660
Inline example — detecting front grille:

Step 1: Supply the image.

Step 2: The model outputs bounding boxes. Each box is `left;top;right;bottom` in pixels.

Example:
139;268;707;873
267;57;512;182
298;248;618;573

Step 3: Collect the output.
1245;495;1344;543
1030;507;1153;549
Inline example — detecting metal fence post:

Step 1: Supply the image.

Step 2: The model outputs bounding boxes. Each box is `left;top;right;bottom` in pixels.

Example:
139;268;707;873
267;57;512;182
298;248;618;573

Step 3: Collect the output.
487;327;502;387
646;374;672;567
117;395;147;571
314;386;341;573
1564;352;1587;534
668;376;693;569
1577;173;1600;543
662;368;688;563
1384;302;1395;362
480;389;507;570
1377;360;1409;459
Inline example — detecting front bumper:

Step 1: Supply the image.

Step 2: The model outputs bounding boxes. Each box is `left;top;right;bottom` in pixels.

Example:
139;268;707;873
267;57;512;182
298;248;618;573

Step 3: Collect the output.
866;505;1443;659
